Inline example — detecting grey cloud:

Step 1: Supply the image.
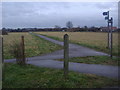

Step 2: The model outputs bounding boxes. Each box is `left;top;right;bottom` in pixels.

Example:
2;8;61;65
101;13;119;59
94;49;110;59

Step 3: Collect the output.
2;2;118;28
93;2;117;9
2;2;35;17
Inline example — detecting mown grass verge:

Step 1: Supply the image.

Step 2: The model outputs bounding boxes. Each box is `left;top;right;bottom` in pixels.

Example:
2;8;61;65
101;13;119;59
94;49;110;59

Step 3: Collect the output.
3;63;119;88
26;33;63;57
3;32;63;59
56;56;120;66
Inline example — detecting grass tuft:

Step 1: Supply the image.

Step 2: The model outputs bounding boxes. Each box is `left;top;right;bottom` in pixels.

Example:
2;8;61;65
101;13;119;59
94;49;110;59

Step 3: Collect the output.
56;56;119;66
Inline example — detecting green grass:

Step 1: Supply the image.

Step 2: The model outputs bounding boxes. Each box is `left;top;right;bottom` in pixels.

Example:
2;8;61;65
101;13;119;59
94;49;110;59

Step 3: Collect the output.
25;34;63;57
56;56;120;66
0;81;1;90
3;63;119;88
3;33;63;59
40;34;63;42
39;34;119;56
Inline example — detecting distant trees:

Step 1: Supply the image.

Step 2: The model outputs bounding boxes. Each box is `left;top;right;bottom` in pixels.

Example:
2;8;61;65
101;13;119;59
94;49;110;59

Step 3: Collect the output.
4;25;116;32
66;21;73;29
2;28;8;35
2;28;6;30
89;26;100;32
54;25;61;31
84;26;88;31
77;25;80;28
84;26;88;29
54;25;61;29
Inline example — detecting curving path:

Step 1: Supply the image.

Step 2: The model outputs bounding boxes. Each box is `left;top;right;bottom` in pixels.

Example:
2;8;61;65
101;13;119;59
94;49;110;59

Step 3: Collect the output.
4;33;119;80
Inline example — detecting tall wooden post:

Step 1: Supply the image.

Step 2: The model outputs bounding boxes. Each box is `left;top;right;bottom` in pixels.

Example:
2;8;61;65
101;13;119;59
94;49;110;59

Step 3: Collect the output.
64;34;69;79
21;36;25;65
2;36;4;81
110;17;113;58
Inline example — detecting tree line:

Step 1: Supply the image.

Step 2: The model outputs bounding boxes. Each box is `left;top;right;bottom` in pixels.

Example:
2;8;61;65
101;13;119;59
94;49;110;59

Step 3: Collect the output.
2;21;119;32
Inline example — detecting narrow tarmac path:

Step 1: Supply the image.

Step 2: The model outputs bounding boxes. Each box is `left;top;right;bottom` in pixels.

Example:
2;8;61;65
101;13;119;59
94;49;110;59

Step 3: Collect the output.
4;33;119;79
30;33;108;59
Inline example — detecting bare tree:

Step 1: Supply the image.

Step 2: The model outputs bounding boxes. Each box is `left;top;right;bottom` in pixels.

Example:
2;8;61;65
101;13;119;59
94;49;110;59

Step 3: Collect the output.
66;21;73;29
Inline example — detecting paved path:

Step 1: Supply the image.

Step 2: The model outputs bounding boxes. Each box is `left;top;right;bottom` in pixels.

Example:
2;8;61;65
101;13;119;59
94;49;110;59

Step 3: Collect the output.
27;59;119;79
4;33;119;79
30;33;108;59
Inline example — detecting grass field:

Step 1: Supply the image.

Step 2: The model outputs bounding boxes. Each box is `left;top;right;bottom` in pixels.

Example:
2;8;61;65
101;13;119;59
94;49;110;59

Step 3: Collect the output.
3;63;119;88
3;32;62;59
3;32;119;88
35;32;118;56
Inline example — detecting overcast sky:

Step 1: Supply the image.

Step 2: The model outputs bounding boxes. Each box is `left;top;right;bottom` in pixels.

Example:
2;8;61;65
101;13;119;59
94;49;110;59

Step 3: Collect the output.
2;2;118;28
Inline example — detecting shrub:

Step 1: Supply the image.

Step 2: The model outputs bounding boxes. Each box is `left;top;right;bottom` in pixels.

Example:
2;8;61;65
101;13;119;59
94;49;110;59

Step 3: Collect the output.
8;40;25;65
2;30;8;35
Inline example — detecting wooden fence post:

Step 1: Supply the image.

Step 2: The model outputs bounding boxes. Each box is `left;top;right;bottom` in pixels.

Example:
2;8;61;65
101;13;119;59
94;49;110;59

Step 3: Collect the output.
64;34;69;79
21;36;26;65
2;36;4;81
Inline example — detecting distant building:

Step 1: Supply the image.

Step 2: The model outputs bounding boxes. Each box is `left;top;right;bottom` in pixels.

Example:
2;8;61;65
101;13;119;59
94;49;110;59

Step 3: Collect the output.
100;27;117;32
